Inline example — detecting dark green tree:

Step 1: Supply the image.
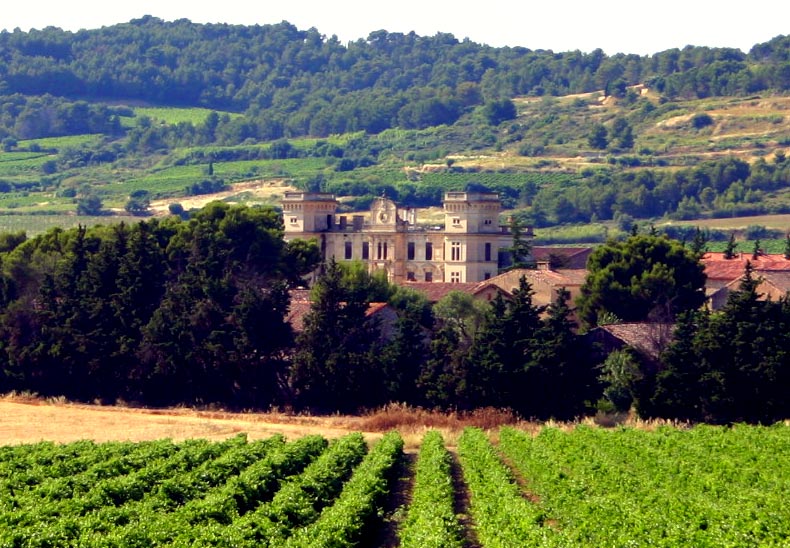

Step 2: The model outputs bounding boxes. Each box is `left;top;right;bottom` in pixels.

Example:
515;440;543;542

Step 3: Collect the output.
648;310;709;420
724;232;738;259
588;124;608;150
504;216;533;270
529;288;596;419
481;99;517;125
76;195;103;216
289;258;381;413
690;227;709;257
576;233;707;328
124;190;151;216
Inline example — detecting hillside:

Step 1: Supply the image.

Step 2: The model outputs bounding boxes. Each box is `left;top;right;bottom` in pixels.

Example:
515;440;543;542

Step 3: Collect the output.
1;20;790;233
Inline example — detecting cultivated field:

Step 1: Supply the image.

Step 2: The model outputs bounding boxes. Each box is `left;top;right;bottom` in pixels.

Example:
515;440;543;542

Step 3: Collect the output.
1;399;788;546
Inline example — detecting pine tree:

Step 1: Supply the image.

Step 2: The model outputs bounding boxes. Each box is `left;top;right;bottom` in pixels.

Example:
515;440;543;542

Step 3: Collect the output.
650;310;707;421
528;288;595;419
724;232;737;259
290;258;380;413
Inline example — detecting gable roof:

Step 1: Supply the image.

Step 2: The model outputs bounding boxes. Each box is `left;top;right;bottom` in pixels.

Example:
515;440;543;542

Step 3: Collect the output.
398;281;508;303
759;271;790;292
710;270;790;310
531;246;592;269
485;268;588;293
596;322;674;360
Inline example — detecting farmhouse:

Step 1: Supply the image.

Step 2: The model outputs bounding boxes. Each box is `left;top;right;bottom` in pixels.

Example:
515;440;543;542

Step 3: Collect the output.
282;191;522;284
483;265;588;311
701;252;790;309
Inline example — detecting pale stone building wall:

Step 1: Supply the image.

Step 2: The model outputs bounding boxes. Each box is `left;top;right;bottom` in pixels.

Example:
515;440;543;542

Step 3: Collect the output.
282;191;522;284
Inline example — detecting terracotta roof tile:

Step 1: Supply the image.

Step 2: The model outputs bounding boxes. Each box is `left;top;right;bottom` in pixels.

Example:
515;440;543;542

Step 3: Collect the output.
286;295;391;333
485;268;588;292
702;252;790;281
398;282;482;302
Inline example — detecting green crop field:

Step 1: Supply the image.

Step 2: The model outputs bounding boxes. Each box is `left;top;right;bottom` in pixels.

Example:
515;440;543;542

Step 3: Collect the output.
0;214;135;236
130;107;242;126
0;153;53;176
17;134;104;151
1;425;787;547
421;171;579;189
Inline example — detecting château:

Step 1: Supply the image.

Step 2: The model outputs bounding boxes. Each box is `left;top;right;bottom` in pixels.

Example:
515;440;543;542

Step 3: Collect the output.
282;191;526;283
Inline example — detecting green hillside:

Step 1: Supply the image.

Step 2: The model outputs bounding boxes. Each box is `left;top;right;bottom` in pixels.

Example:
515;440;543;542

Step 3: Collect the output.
1;20;790;231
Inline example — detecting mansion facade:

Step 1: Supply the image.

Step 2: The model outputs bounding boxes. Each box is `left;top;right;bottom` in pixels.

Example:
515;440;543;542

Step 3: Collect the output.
282;191;526;283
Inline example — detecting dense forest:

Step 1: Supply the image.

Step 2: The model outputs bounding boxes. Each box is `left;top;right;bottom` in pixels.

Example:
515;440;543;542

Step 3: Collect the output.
0;209;786;423
2;18;790;140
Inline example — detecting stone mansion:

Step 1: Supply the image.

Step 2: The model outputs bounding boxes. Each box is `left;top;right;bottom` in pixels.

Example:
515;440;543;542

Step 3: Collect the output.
282;191;525;284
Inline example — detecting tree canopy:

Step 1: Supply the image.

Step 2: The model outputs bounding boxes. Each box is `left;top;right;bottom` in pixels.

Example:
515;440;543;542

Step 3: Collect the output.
577;233;707;328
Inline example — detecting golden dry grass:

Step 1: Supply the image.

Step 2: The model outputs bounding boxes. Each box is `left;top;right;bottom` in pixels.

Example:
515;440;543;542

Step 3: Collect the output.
148;179;298;215
657;213;790;231
0;395;689;452
0;396;371;446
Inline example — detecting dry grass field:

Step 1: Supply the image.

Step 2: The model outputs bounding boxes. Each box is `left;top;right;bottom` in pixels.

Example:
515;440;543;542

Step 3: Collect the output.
148;179;298;215
0;398;364;446
0;397;539;451
656;213;790;231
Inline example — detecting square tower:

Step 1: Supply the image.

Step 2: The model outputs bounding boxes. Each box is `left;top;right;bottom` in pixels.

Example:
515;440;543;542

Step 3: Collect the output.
443;191;502;234
282;192;339;235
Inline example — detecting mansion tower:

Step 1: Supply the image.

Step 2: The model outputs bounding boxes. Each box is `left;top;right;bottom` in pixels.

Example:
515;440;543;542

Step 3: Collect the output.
282;191;526;283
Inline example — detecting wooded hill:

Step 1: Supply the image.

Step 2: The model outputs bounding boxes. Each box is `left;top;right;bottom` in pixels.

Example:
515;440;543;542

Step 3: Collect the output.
3;17;790;128
2;18;790;230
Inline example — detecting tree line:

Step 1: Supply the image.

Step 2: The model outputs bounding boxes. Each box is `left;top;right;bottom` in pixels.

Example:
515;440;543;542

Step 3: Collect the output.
2;19;790;142
525;154;790;226
0;212;785;423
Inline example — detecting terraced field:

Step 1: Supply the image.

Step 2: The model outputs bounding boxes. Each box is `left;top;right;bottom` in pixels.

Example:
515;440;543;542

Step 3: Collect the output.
1;424;788;547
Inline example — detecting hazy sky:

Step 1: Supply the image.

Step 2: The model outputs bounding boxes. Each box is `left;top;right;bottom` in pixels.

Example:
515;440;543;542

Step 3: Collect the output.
3;0;789;56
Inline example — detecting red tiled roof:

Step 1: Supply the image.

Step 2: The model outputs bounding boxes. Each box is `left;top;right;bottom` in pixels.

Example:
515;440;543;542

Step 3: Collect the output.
398;282;484;302
701;252;790;281
485;268;588;292
760;271;790;289
285;299;313;333
286;298;392;333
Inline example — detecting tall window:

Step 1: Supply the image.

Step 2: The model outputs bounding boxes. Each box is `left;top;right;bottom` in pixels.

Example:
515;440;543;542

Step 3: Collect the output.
450;241;461;261
377;242;383;260
362;241;369;260
485;242;492;262
407;242;415;260
425;242;433;261
344;241;352;260
425;271;433;282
